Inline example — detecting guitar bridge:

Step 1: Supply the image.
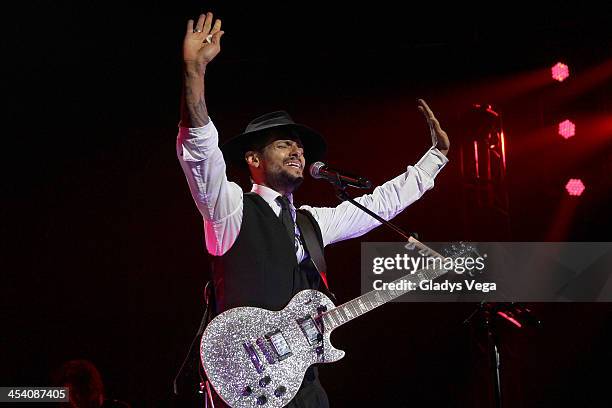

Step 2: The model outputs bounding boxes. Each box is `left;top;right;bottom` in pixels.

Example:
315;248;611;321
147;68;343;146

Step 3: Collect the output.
242;342;264;374
256;337;276;364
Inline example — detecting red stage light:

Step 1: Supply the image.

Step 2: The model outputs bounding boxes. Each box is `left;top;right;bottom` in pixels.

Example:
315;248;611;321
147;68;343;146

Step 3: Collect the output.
565;179;585;196
473;140;479;178
552;62;570;82
500;131;506;171
558;119;576;139
497;311;522;328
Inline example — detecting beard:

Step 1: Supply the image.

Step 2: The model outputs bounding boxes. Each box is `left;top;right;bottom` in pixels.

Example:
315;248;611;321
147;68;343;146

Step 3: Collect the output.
266;167;304;193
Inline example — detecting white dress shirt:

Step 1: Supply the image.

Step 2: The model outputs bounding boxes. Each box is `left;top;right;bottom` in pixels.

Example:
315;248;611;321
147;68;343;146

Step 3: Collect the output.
176;119;448;261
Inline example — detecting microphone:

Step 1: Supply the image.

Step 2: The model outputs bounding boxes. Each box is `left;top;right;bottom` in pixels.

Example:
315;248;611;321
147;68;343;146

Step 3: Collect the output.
309;161;372;189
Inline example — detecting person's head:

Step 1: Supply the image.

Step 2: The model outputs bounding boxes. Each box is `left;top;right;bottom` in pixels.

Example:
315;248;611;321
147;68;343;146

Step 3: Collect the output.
221;111;327;194
52;360;104;408
244;128;305;195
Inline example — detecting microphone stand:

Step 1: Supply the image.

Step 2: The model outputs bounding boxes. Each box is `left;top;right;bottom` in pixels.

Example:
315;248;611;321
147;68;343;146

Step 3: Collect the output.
334;185;415;241
464;302;502;408
463;302;542;408
331;178;446;259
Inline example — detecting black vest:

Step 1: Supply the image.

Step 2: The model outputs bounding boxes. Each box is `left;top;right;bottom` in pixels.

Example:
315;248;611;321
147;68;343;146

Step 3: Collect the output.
210;193;325;313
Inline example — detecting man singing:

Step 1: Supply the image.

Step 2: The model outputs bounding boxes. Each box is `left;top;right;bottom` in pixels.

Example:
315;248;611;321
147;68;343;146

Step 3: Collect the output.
177;11;449;407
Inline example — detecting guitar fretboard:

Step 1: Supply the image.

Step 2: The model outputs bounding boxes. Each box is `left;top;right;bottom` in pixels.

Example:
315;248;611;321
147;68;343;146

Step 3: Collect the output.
319;264;448;331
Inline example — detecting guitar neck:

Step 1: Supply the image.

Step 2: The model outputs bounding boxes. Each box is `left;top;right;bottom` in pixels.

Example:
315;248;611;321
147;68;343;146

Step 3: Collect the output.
319;264;448;331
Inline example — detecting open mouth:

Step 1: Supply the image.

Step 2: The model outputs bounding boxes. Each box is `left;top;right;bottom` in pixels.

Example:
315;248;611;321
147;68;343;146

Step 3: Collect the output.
284;161;302;169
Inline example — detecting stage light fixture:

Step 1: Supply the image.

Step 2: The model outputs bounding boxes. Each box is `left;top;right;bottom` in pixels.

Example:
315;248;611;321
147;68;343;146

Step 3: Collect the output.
558;119;576;139
552;62;570;82
565;178;585;196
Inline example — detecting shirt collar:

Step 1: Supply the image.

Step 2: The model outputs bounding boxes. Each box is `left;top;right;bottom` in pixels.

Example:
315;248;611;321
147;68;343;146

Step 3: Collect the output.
251;184;294;207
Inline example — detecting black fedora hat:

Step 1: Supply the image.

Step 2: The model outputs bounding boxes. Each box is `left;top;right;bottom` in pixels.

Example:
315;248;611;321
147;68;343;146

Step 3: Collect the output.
221;111;327;164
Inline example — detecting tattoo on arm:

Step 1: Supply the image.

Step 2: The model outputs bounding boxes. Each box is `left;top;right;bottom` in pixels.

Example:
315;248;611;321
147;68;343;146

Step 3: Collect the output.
180;66;209;128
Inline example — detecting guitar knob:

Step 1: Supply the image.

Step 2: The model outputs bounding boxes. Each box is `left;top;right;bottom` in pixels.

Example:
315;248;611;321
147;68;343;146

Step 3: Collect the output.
256;395;267;405
259;375;271;387
316;345;324;355
274;386;286;397
241;386;252;396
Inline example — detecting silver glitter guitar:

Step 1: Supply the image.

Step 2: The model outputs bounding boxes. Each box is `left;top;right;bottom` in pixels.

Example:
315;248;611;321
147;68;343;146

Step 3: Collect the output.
200;243;475;407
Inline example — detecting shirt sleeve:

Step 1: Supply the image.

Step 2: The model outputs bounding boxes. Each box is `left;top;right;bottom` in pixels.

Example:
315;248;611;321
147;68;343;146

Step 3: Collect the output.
300;147;448;247
176;120;244;256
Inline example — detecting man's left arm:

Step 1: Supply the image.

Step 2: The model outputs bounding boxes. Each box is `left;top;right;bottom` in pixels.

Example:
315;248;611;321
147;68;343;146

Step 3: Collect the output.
301;100;449;246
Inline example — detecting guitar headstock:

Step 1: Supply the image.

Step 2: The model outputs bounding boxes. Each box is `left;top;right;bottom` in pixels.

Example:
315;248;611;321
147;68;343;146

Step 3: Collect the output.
442;242;480;259
441;242;484;277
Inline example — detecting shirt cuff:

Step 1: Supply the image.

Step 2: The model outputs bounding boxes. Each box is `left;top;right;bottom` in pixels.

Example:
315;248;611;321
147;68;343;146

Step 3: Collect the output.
415;147;449;179
177;119;219;161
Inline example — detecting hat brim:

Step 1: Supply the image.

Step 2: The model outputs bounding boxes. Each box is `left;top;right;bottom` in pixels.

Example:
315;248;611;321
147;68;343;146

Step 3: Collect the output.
221;123;327;165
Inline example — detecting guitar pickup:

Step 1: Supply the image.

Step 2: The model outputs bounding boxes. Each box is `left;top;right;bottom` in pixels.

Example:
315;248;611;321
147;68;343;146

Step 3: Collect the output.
243;342;264;374
296;315;322;346
265;329;292;361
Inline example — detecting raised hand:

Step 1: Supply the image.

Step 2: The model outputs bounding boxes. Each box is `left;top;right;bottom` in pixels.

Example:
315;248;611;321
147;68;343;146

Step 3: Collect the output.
183;12;225;67
417;99;450;156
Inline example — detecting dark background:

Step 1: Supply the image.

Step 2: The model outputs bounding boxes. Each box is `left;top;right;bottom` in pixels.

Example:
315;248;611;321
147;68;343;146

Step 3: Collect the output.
3;1;611;407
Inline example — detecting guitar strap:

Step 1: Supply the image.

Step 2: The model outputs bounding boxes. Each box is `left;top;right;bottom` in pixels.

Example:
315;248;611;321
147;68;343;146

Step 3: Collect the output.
296;209;334;300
